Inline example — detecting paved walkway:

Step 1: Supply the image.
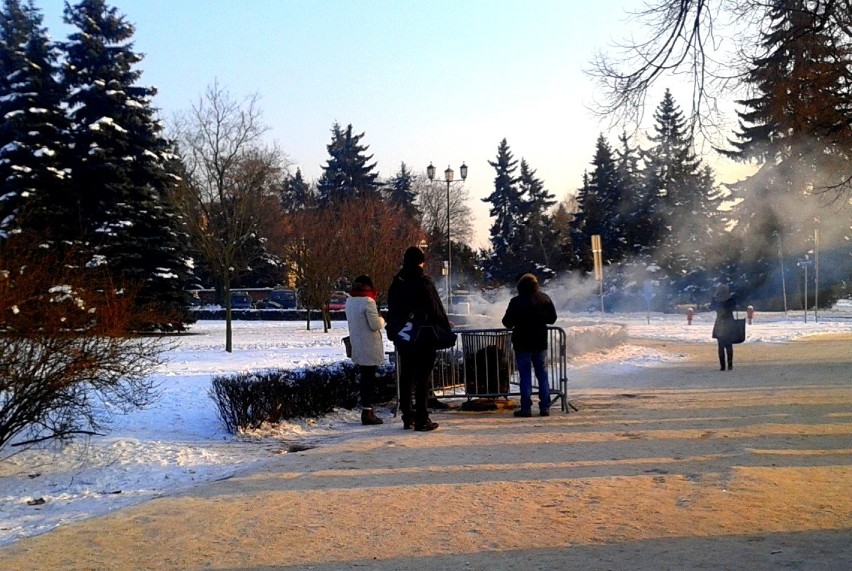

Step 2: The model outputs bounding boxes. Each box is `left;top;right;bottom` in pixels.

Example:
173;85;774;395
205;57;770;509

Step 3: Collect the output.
2;338;850;570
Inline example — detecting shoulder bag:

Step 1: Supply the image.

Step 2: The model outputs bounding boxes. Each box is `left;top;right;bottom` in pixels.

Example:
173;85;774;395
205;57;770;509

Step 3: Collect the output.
396;313;457;350
732;311;746;344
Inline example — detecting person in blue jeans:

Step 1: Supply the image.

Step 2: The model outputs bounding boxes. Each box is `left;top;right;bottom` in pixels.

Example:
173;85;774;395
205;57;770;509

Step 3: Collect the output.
501;273;557;417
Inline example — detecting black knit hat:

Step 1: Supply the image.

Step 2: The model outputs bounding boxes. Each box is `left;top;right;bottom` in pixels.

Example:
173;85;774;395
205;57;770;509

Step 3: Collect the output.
403;246;426;267
353;275;373;288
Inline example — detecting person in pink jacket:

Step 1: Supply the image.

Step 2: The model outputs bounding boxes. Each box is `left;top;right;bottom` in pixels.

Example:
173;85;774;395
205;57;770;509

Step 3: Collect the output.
345;275;386;425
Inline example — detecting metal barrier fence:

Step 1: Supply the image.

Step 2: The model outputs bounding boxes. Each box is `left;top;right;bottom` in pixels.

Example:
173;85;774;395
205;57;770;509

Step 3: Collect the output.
395;326;574;413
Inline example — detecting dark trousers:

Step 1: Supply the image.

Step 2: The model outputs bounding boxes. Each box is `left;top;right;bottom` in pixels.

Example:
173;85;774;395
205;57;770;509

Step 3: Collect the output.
397;346;437;424
717;340;733;369
359;365;377;408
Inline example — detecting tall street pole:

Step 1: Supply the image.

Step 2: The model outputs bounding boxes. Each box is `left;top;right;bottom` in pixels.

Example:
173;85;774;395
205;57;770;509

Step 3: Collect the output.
427;162;467;314
446;176;451;312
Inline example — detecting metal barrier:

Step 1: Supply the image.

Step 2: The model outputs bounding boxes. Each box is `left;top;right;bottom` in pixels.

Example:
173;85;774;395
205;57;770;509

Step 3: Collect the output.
394;326;574;413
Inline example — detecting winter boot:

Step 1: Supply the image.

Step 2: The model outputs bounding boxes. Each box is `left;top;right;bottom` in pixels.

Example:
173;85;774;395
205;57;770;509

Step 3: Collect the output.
361;408;383;425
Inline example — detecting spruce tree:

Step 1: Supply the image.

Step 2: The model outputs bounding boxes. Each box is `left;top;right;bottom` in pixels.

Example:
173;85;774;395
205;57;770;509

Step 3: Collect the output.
722;0;852;302
61;0;194;330
0;0;68;240
280;167;314;213
574;135;623;266
316;122;381;204
615;131;654;258
643;90;716;296
482;138;524;283
517;158;557;275
386;161;419;219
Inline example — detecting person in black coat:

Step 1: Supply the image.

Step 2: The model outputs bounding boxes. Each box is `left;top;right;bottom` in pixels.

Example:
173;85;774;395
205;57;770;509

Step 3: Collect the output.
710;283;737;371
501;273;557;417
386;246;450;431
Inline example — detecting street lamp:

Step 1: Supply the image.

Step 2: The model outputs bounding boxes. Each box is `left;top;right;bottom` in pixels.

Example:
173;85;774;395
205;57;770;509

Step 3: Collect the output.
427;161;467;312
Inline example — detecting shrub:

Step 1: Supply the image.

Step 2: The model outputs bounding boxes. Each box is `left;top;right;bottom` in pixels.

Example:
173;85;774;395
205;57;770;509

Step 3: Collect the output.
209;362;397;433
0;238;167;456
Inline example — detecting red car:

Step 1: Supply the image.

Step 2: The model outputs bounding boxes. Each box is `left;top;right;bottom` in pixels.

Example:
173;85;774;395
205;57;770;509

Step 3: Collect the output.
328;292;348;311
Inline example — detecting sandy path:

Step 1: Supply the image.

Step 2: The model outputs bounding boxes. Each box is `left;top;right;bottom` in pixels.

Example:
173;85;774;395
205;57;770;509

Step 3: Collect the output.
2;337;850;570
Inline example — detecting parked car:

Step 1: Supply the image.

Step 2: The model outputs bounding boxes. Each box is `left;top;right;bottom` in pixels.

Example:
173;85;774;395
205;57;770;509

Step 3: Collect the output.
256;288;298;309
450;292;490;315
328;291;349;311
229;291;254;309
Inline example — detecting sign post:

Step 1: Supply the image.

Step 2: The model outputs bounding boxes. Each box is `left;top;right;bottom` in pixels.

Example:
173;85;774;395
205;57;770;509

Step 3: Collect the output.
796;258;812;323
643;280;654;324
591;235;604;314
814;226;820;323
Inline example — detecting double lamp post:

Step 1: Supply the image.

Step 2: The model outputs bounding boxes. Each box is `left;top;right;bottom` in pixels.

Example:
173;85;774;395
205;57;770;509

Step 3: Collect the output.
426;161;467;313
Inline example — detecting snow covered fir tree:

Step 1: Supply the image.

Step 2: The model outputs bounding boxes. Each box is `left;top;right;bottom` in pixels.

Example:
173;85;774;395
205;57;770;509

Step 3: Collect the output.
60;0;195;330
1;0;849;325
0;0;68;241
0;0;196;331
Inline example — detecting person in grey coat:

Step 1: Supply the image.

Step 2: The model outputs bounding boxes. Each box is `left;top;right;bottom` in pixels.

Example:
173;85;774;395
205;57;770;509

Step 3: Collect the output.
345;275;386;425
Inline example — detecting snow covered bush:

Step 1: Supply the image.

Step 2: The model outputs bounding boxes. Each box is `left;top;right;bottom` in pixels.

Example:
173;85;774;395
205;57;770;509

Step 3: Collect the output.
209;362;396;433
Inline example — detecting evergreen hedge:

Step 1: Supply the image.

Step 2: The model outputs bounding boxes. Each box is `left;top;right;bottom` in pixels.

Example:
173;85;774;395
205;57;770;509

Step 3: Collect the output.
209;362;397;433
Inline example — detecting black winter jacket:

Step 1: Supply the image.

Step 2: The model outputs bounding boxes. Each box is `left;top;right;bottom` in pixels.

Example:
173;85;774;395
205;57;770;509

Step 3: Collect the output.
711;295;737;342
501;290;557;352
386;265;450;345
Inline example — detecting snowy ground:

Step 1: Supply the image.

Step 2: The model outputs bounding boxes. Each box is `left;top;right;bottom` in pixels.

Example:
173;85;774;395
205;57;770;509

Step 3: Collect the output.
1;304;850;546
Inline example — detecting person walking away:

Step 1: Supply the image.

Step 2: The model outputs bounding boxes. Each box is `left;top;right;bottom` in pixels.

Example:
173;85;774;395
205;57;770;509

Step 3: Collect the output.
502;273;557;417
710;283;737;371
386;246;449;431
345;275;386;425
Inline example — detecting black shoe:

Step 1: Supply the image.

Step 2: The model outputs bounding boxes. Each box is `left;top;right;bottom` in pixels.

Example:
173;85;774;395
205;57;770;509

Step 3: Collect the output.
539;409;550;417
414;420;439;431
403;421;413;430
513;410;532;418
727;364;733;370
720;366;726;371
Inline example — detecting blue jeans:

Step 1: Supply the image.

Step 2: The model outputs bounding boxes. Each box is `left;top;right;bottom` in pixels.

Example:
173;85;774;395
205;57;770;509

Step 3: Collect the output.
515;350;551;413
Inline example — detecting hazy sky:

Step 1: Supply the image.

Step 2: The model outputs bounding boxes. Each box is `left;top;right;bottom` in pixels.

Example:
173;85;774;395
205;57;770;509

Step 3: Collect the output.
35;0;749;247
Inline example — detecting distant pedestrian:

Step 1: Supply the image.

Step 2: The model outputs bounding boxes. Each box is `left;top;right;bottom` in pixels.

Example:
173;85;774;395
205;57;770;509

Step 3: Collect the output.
345;275;385;425
710;283;737;371
386;246;449;431
502;273;557;417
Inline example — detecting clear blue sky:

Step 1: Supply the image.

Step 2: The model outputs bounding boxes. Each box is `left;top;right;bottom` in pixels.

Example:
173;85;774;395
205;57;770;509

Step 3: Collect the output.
36;0;734;248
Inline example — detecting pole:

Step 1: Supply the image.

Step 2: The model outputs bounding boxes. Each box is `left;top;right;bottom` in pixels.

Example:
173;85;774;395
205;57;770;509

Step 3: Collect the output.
815;227;819;322
446;179;451;313
591;234;604;314
779;236;788;314
803;263;808;324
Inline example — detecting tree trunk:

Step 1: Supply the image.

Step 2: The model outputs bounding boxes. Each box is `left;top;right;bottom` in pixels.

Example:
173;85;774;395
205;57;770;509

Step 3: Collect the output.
223;269;233;353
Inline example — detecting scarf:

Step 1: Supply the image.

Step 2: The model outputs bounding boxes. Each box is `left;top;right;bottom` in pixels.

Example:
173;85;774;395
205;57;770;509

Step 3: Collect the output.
350;285;377;300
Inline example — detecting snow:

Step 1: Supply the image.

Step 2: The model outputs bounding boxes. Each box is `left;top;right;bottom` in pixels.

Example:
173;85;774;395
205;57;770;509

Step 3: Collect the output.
0;309;850;546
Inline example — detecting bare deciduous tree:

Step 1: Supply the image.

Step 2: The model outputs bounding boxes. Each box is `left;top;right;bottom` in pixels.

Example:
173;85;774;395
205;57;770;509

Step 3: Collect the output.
0;238;166;456
280;205;345;332
415;173;473;247
172;81;287;352
589;0;852;197
337;195;424;302
589;1;850;130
